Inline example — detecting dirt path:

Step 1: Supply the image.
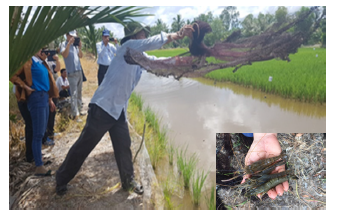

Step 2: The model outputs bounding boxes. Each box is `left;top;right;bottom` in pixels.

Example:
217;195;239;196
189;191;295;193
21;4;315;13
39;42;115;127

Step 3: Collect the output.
216;133;326;210
9;55;163;210
10;98;162;210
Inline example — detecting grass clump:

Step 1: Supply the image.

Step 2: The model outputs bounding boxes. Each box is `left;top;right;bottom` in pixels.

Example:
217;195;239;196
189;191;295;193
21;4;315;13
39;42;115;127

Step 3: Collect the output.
191;169;208;206
128;92;168;169
167;144;175;165
176;146;198;189
206;186;216;210
162;178;175;210
129;91;143;111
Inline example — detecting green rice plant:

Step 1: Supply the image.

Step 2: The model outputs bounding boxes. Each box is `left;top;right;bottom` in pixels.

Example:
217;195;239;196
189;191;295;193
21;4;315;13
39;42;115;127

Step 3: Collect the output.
206;186;216;210
129;92;168;169
162;178;175;210
182;153;198;189
129;92;143;111
157;126;168;151
191;169;208;206
136;104;168;169
146;48;187;57
176;146;198;189
144;106;159;131
146;48;326;103
204;48;326;103
167;143;175;165
176;147;185;173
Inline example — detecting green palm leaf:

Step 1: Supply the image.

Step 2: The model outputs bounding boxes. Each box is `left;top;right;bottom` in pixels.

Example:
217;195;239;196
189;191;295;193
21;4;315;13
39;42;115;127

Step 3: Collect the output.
82;24;99;59
9;6;153;78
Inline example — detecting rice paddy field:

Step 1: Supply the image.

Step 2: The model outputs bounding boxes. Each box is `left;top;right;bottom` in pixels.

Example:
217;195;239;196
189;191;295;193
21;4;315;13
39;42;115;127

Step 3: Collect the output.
146;47;326;103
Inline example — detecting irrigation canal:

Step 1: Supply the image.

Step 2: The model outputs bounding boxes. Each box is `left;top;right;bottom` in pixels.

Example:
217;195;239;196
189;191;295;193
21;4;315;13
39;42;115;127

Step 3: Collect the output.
134;71;325;209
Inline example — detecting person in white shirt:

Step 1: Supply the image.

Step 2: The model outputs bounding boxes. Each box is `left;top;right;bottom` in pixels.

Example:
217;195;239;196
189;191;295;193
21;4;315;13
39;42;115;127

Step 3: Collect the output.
56;68;70;98
96;29;120;85
60;30;85;119
55;22;194;196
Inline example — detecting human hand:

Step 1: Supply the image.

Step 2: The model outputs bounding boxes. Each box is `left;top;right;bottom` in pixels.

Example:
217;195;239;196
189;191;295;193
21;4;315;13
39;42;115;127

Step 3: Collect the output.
23;84;35;93
68;37;75;45
52;54;59;61
49;99;56;112
178;25;194;38
241;133;289;199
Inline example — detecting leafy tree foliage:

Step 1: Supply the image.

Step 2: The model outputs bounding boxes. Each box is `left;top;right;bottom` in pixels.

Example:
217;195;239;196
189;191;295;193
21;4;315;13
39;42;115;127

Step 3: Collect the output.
241;14;258;37
320;18;326;47
204;17;231;46
150;19;170;35
219;6;240;30
194;12;214;23
275;6;288;24
171;14;186;32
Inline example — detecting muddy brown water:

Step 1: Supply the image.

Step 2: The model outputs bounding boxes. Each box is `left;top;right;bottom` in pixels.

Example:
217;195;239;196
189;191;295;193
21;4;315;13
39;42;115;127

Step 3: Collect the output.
134;72;325;209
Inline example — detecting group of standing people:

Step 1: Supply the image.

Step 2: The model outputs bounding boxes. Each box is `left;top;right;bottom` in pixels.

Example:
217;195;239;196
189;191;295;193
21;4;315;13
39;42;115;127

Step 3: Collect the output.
11;22;195;195
10;29;86;174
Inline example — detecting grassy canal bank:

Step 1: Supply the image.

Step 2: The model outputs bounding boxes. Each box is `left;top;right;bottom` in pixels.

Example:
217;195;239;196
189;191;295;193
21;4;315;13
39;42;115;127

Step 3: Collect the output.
128;92;215;210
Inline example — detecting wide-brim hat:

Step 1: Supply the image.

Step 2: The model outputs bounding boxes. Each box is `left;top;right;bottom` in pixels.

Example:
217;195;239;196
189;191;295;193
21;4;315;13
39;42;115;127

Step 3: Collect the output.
68;30;77;37
121;22;150;44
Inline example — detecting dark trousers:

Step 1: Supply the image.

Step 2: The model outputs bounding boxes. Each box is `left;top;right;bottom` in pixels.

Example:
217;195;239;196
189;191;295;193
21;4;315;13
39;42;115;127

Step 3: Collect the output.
18;101;33;162
56;104;133;187
97;64;109;86
59;89;71;98
42;98;58;142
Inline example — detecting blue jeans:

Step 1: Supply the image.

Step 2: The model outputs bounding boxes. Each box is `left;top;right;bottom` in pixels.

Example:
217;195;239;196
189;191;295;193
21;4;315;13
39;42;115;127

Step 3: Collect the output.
17;101;33;162
27;91;49;167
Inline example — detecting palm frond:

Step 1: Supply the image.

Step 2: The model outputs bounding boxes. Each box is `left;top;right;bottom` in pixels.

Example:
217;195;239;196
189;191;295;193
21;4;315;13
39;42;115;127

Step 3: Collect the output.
9;6;151;78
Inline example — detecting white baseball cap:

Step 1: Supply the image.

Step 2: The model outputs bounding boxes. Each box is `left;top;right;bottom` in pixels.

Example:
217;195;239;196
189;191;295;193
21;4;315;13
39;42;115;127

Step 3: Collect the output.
68;30;77;37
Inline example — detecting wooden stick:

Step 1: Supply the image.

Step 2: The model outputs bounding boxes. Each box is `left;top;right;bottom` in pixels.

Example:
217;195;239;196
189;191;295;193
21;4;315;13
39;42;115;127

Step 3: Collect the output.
133;121;146;163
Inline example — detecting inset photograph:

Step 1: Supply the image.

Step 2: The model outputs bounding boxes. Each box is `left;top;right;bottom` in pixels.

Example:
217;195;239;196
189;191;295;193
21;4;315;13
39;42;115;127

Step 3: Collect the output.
216;133;326;210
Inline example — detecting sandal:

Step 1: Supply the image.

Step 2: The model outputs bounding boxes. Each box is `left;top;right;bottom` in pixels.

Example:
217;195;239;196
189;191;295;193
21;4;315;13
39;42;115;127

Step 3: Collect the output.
128;180;144;195
133;184;144;195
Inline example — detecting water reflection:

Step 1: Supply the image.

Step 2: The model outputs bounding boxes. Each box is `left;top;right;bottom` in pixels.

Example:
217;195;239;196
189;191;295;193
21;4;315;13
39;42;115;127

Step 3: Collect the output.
195;77;326;119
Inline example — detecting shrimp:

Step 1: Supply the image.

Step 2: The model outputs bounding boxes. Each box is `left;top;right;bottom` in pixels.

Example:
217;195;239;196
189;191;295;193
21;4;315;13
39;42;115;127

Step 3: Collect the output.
241;170;293;190
245;151;286;175
253;159;286;176
255;170;293;183
244;175;298;197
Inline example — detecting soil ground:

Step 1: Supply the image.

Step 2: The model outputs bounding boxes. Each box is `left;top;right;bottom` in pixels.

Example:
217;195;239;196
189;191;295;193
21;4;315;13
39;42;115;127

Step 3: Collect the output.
9;55;163;210
216;133;326;210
